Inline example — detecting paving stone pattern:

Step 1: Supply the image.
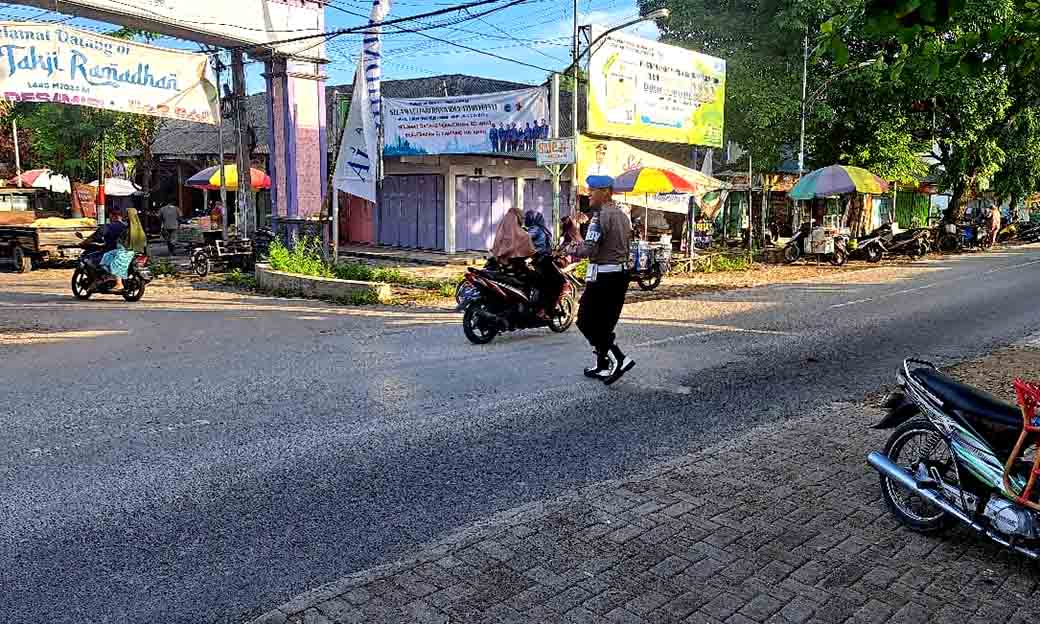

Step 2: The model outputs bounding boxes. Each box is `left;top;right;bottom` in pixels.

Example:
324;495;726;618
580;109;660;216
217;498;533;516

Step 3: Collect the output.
249;402;1040;624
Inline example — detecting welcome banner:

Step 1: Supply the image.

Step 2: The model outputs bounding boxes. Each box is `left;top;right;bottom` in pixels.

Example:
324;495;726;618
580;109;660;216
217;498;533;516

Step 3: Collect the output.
0;22;219;124
384;87;549;157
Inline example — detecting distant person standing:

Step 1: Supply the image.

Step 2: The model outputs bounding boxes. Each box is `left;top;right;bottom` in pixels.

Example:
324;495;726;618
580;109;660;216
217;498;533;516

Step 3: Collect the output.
159;202;180;256
568;175;635;385
989;203;1002;248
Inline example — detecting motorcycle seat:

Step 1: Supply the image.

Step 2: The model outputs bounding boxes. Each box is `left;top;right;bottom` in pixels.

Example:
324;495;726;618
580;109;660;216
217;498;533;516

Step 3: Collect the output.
471;268;526;288
911;367;1021;428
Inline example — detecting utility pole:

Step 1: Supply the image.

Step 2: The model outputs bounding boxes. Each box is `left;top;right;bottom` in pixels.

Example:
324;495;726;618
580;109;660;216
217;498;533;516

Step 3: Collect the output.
549;73;562;239
98;131;106;224
797;27;809;233
231;50;255;237
328;90;348;262
214;55;228;240
572;0;579;212
12;119;21;188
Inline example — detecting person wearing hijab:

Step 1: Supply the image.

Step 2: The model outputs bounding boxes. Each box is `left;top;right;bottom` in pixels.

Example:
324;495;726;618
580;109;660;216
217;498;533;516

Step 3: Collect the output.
523;210;552;255
490;205;537;265
100;207;146;292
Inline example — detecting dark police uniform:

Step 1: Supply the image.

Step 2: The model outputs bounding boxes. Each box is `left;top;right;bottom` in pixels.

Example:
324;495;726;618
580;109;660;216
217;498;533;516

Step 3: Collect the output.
575;190;634;384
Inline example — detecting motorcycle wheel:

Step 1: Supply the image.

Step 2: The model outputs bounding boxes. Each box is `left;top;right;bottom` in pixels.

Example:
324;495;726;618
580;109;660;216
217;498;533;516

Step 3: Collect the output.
880;418;953;533
865;244;883;263
548;292;577;333
191;249;211;277
122;277;146;302
637;269;662;291
829;248;848;267
462;301;498;345
71;267;92;300
783;244;801;264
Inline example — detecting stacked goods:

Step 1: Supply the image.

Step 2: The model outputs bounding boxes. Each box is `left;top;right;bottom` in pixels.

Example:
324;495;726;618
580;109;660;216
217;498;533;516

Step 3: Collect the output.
30;217;97;228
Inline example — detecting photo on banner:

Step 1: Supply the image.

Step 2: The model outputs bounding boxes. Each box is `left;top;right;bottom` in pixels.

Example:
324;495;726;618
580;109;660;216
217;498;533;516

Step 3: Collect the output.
383;87;549;157
0;21;219;123
587;28;726;148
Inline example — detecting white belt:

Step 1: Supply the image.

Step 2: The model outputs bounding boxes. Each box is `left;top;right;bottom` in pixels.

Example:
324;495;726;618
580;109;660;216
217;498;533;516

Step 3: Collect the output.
591;263;625;273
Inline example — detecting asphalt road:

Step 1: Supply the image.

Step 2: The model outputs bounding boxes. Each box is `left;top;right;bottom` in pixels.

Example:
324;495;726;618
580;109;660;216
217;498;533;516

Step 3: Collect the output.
4;247;1040;624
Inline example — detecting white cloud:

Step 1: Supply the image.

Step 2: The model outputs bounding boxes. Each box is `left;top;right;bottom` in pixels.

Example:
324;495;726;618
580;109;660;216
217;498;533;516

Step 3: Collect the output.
546;6;661;42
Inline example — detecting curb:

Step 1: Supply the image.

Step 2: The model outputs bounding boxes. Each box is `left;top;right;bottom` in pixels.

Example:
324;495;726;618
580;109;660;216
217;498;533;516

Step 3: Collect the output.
254;264;392;303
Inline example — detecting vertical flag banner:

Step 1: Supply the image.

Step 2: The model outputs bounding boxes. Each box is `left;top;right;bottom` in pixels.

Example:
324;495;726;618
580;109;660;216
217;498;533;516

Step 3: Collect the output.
334;0;392;203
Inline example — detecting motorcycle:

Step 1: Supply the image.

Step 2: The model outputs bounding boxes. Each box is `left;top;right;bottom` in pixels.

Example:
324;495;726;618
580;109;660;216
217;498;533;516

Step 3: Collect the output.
71;235;152;302
629;240;670;291
868;358;1040;559
936;220;989;252
885;226;931;259
458;254;580;345
847;225;888;263
783;221;848;266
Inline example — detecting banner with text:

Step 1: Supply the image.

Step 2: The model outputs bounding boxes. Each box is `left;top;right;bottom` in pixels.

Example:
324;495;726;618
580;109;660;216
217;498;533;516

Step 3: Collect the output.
384;87;549;157
0;22;219;124
587;28;726;148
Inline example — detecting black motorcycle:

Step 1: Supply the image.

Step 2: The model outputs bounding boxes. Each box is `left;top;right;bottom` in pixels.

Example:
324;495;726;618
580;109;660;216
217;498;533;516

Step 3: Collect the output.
71;236;152;302
885;226;931;259
458;255;580;345
847;224;888;263
869;359;1040;559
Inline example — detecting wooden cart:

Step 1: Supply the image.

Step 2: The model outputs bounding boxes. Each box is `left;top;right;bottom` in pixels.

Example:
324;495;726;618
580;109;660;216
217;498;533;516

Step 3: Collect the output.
0;224;96;272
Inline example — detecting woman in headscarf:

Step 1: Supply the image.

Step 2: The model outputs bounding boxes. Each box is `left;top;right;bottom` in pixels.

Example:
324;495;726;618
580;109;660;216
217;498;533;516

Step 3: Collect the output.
524;210;552;255
101;207;147;292
490;205;536;265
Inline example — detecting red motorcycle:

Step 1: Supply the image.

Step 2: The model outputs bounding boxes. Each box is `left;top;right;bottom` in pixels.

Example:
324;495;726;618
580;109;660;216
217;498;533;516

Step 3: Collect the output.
458;255;580;345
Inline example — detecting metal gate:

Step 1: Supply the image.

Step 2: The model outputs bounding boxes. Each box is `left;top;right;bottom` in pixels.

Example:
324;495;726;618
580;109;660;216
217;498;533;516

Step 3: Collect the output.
455;176;517;252
379;175;444;249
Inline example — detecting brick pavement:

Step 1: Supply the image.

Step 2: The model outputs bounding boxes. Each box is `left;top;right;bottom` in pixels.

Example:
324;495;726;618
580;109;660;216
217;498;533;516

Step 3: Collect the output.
248;356;1040;624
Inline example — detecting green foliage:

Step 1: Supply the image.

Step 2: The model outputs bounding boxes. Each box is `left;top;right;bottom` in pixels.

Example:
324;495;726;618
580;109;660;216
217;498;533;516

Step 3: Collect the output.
689;253;752;273
151;258;178;278
267;237;333;278
223;268;257;289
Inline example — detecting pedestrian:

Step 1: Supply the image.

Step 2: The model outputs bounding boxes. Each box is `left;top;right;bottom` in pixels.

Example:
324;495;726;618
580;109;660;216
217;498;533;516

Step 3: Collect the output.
568;175;635;385
989;203;1001;248
159;202;180;256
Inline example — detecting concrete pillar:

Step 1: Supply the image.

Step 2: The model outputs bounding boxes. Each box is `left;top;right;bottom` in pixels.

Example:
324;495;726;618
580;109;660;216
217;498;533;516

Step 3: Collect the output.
263;32;327;223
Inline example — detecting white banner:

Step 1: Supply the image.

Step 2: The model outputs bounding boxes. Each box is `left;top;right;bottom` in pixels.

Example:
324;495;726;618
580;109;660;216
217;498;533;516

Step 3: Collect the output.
536;138;575;166
333;0;392;203
10;1;325;60
383;88;549;156
0;22;218;124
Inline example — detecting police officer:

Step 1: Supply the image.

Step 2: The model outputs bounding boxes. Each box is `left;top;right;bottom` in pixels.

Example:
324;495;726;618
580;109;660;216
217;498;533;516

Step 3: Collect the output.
572;175;635;385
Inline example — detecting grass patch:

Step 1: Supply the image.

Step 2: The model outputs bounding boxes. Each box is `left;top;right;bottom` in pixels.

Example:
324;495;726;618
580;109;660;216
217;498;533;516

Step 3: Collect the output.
151;258;178;278
685;253;753;274
223;268;257;289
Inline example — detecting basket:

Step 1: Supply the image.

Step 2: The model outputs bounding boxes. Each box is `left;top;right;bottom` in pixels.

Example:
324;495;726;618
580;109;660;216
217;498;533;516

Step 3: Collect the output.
1003;379;1040;510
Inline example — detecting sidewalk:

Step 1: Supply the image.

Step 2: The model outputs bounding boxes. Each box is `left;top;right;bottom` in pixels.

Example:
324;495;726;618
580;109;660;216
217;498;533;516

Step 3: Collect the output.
249;348;1040;624
338;244;486;267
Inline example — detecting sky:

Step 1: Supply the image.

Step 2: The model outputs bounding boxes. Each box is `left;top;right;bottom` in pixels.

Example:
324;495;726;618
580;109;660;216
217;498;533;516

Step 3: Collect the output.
0;0;660;93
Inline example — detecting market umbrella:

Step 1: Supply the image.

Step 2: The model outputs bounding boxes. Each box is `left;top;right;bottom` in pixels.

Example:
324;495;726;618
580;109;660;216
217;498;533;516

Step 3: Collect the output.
612;167;700;239
8;169;71;194
788;165;888;200
186;165;271;191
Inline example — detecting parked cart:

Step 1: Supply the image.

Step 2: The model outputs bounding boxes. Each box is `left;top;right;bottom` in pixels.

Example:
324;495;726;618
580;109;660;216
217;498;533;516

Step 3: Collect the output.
190;236;255;277
0;218;96;272
629;240;671;291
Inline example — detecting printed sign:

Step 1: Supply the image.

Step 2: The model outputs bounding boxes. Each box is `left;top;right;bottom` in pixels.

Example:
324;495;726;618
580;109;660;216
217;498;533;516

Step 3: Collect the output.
0;22;219;124
71;182;96;218
536;138;575;166
11;0;325;60
576;135;726;216
384;88;549;157
587;28;726;148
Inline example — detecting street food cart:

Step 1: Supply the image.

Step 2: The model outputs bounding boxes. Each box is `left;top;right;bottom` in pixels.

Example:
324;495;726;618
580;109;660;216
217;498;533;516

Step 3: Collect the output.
0;216;96;272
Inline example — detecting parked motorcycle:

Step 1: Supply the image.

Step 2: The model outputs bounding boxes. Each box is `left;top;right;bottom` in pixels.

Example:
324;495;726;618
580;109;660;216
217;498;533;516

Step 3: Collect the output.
629;240;671;291
936;220;990;252
783;222;848;266
458;255;580;344
885;226;931;259
847;225;888;263
868;358;1040;559
71;236;152;302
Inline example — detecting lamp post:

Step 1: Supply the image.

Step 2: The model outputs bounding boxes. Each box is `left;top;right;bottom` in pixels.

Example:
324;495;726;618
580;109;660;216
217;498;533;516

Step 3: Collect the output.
568;8;670;219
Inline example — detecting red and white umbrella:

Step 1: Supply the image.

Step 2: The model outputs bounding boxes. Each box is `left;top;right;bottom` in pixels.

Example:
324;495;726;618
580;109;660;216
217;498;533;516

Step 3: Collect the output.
8;169;71;194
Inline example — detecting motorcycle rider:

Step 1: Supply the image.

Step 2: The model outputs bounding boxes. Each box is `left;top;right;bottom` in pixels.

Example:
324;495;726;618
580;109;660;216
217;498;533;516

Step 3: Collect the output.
81;208;128;289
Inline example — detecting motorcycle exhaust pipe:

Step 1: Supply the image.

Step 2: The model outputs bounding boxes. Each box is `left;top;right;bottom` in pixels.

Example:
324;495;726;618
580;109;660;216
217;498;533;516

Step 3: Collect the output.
868;452;1040;560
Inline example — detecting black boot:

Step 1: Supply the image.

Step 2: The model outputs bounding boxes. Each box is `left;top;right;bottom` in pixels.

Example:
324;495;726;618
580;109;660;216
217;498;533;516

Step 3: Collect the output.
603;345;635;386
583;350;614;379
